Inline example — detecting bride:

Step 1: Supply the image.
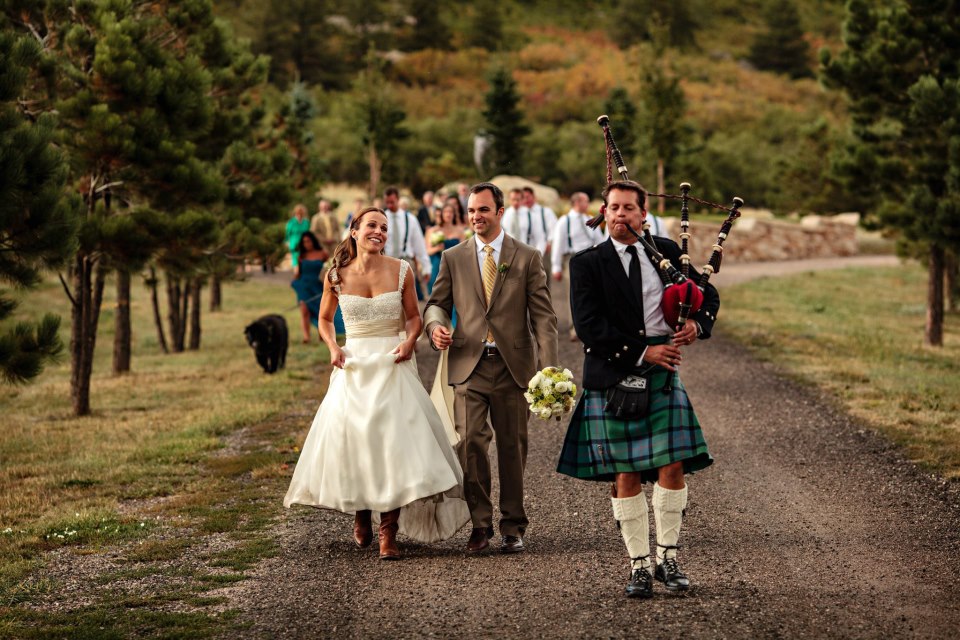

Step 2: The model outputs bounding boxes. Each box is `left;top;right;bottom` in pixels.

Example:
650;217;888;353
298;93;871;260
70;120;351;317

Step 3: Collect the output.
283;207;469;559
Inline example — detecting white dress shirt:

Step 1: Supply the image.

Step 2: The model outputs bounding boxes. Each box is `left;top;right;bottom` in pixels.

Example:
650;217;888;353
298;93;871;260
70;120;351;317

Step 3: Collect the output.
529;203;557;255
385;208;431;277
501;206;545;251
609;236;674;365
551;210;605;275
475;229;506;346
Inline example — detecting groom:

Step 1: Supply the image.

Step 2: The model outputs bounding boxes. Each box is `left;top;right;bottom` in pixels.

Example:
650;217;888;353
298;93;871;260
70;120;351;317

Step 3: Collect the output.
425;182;558;554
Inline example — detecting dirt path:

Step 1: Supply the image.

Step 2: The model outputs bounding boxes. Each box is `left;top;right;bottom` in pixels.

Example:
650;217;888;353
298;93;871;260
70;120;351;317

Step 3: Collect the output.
229;255;960;638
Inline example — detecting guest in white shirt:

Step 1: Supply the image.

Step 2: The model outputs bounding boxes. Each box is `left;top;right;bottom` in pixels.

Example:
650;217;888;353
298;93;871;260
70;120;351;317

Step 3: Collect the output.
501;188;544;250
522;187;557;257
382;186;432;300
551;192;605;340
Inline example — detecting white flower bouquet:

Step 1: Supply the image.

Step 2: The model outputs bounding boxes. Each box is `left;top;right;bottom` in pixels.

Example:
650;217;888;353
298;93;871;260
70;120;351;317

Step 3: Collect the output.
463;229;474;239
429;231;446;246
524;367;577;420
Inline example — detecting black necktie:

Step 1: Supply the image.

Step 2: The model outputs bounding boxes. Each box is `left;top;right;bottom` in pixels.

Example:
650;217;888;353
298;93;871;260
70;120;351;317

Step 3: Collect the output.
626;245;644;311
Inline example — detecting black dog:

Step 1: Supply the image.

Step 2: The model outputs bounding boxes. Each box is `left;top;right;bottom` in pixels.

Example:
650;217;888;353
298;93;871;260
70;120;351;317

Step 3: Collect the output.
244;314;288;374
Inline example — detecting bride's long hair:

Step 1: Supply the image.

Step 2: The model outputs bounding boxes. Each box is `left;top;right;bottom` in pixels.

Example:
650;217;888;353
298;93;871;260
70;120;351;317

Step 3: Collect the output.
327;207;386;286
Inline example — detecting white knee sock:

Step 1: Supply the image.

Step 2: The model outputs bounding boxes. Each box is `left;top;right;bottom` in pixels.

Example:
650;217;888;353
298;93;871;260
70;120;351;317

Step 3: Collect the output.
652;482;687;561
611;493;650;570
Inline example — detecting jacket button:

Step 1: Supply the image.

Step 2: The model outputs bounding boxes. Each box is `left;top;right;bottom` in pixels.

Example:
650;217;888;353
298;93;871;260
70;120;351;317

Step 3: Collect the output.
614;353;620;358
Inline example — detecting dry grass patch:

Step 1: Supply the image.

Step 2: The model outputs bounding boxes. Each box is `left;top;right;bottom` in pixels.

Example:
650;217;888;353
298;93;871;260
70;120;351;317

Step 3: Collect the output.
722;265;960;477
0;273;330;634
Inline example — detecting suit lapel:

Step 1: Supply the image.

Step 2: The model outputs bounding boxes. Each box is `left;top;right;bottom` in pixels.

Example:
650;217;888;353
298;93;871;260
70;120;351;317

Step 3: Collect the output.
599;238;644;318
487;234;516;309
462;236;486;308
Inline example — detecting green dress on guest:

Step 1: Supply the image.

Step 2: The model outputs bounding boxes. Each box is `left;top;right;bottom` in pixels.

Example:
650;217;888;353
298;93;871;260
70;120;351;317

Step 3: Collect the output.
285;217;311;267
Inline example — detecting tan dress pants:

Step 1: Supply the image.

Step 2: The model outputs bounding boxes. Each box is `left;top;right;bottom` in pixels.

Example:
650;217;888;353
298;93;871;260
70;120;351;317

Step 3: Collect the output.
453;351;529;537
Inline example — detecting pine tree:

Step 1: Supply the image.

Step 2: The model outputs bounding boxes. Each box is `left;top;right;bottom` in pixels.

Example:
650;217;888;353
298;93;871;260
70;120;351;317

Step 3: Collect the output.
463;0;505;51
821;0;960;346
403;0;452;51
482;67;531;176
609;0;698;51
255;0;348;89
347;50;410;198
0;33;81;385
638;47;688;210
749;0;813;79
603;88;639;164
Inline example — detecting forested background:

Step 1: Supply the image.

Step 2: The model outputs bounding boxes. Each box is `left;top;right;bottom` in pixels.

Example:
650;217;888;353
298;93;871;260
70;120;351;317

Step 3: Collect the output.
3;0;959;413
214;0;854;213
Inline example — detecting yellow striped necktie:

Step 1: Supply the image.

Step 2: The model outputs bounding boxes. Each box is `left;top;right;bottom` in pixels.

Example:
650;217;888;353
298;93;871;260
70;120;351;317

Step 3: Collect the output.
482;245;497;342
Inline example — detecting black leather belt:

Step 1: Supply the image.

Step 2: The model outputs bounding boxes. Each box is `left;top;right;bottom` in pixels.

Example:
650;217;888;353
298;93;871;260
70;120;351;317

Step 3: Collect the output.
482;346;499;357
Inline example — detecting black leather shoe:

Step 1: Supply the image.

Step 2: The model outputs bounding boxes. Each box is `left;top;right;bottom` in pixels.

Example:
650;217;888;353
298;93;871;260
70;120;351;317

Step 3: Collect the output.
654;557;690;591
625;567;653;598
467;527;494;553
501;535;525;554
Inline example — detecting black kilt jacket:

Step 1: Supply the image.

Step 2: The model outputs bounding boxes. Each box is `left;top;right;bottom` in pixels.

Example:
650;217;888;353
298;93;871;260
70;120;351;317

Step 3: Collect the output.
569;236;720;391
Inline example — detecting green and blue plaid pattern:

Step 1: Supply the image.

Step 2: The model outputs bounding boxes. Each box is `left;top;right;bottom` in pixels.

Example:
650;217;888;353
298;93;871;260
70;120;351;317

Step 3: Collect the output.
556;369;713;483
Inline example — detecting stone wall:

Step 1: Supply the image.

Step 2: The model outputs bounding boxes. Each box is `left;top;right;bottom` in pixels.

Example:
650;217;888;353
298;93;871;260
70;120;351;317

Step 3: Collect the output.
656;213;859;263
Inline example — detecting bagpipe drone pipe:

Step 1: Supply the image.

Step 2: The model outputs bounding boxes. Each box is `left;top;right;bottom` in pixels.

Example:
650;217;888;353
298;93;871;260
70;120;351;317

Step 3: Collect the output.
588;115;744;330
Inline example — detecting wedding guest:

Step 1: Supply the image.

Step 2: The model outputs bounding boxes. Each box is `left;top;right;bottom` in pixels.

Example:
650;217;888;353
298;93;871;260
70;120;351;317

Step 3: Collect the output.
425;202;466;295
310;199;341;257
285;204;311;268
551;192;605;341
291;232;329;343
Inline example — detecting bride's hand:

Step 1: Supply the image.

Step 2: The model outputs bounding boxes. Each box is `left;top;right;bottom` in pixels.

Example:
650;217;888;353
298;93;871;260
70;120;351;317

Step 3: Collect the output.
392;339;415;363
330;346;346;369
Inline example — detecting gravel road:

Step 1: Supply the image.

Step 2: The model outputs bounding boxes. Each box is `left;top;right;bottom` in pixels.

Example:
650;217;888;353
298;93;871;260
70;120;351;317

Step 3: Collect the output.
229;255;960;639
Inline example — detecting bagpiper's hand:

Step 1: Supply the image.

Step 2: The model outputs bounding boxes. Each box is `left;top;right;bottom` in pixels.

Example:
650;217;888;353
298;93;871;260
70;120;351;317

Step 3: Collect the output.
673;322;698;347
431;325;452;351
643;344;682;371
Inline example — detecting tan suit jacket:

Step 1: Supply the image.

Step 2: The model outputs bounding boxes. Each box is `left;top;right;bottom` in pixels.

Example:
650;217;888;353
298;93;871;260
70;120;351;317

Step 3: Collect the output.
424;234;558;387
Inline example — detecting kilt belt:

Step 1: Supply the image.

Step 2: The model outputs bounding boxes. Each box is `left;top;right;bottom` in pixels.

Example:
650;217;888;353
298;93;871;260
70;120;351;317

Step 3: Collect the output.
556;336;713;483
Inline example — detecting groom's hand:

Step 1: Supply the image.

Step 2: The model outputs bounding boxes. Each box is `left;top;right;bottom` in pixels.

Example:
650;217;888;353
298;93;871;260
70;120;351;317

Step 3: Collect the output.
431;326;452;350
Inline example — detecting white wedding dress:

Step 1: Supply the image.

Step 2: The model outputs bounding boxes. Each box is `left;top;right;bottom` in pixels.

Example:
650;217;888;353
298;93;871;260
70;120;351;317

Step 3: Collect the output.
283;261;470;542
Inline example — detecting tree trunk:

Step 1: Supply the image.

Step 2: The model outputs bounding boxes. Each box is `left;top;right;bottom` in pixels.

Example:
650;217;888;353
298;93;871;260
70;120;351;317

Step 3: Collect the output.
178;278;189;351
209;274;222;312
189;277;202;350
946;250;958;313
166;275;184;352
70;254;107;416
112;268;132;374
656;158;665;214
368;144;380;201
925;245;944;347
148;266;169;354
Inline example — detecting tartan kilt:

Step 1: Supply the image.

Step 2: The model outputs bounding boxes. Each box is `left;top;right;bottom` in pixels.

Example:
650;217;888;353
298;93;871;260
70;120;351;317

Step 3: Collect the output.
556;369;712;483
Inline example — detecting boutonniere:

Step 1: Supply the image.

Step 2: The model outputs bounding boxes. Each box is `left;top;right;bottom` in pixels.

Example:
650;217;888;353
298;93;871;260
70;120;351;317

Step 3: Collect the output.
498;263;509;275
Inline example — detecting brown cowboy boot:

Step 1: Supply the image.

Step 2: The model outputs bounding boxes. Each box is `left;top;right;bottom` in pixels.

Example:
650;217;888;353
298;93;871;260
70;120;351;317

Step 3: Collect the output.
353;510;373;548
378;508;401;560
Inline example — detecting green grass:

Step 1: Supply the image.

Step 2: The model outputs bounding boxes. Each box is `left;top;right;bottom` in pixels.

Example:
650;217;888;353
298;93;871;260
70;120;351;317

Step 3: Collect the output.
721;264;960;477
0;272;329;635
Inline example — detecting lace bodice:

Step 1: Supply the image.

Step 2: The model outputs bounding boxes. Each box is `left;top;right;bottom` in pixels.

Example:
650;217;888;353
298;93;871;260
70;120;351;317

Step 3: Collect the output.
333;261;408;336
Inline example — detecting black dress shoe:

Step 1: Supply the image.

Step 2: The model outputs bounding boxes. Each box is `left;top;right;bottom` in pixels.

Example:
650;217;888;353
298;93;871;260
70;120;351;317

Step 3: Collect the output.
625;567;653;598
467;527;494;553
654;557;690;591
500;535;524;554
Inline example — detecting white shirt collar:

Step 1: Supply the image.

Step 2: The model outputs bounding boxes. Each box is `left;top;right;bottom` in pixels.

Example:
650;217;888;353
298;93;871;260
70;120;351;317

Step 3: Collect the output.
476;228;506;255
609;235;640;257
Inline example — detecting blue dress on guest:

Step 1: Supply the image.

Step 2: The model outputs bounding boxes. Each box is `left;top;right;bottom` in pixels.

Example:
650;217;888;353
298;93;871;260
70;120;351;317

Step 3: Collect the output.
428;238;460;326
291;259;345;334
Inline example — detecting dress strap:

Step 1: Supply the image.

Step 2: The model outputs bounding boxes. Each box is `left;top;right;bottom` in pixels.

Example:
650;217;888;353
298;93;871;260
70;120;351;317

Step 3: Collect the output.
398;260;409;294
